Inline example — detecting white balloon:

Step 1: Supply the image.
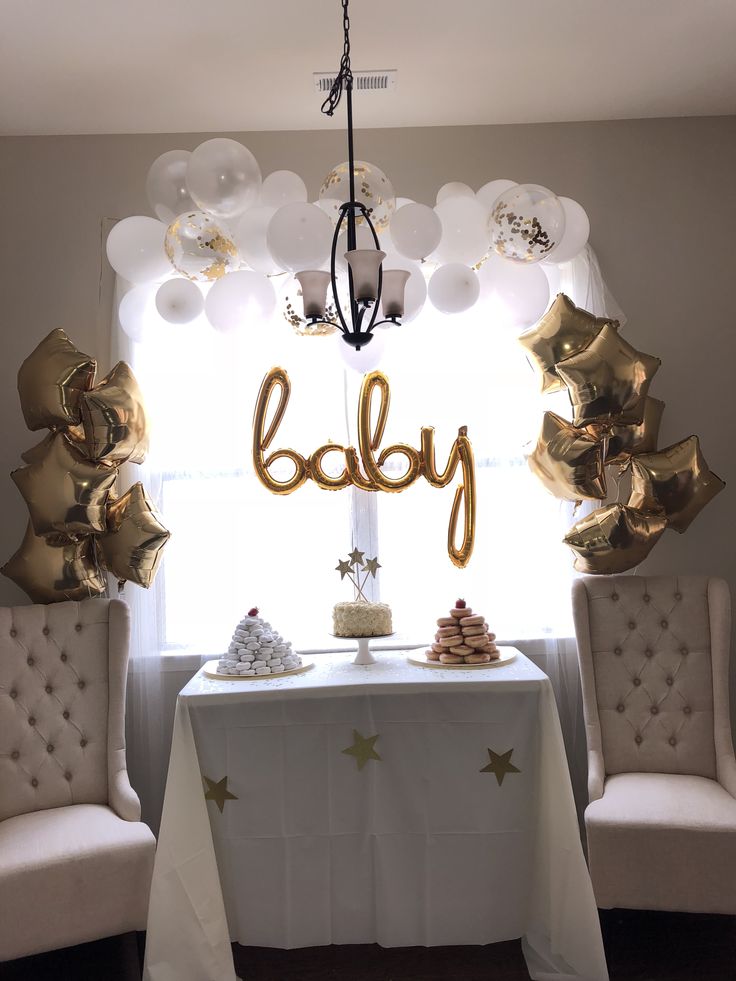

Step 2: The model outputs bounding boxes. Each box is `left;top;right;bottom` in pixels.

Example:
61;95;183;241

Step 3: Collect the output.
436;181;474;204
380;255;427;323
267;203;333;272
395;197;415;209
478;253;550;329
155;278;204;324
389;203;442;260
434;196;489;266
338;329;386;373
205;270;276;332
260;170;308;208
475;179;517;212
548;196;590;263
118;286;157;341
233;205;282;274
428;263;480;314
146;150;195;223
186;138;261;219
106;216;170;284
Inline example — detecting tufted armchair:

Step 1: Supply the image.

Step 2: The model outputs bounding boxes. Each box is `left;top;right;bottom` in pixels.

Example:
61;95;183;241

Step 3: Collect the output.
0;598;156;963
572;575;736;913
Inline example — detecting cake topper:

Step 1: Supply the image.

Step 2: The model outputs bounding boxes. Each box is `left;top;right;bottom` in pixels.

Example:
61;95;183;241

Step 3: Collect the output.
335;549;381;602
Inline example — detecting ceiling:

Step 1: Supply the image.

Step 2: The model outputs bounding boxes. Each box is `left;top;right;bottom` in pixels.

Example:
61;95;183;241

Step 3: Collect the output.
2;0;735;136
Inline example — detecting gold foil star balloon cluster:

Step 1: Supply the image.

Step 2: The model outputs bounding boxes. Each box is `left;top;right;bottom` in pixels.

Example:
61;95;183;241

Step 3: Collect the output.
335;548;381;601
2;329;170;602
523;294;724;573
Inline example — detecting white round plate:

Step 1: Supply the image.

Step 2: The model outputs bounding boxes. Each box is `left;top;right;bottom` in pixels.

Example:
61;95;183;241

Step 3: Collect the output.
407;648;516;670
203;657;315;681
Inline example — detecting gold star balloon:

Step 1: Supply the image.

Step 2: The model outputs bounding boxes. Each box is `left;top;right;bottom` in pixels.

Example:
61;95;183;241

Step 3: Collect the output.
556;323;661;427
1;521;106;603
480;748;521;786
593;396;665;465
11;432;118;538
518;293;615;394
17;329;97;431
78;361;149;465
563;503;667;574
98;482;170;587
203;775;238;814
527;411;607;501
627;435;725;533
341;730;381;771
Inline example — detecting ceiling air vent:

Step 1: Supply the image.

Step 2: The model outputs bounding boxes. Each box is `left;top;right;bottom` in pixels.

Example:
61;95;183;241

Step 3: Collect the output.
313;70;397;94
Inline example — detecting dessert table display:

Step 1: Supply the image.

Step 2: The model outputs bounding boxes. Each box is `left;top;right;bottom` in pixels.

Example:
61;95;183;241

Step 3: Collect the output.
143;650;608;981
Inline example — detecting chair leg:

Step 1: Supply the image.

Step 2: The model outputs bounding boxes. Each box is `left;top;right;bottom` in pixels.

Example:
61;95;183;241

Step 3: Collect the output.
136;931;146;977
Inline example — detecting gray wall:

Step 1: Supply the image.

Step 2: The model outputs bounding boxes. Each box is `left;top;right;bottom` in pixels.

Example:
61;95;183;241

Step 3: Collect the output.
1;116;735;607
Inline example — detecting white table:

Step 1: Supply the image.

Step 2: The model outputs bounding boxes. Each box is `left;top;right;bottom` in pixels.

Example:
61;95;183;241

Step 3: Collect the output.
143;650;608;981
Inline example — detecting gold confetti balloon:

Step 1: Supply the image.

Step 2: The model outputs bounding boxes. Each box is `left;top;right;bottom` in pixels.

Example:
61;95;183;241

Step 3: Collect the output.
563;503;667;575
627;435;725;533
17;329;96;431
528;411;607;501
98;482;170;587
78;361;149;465
489;183;565;264
164;210;239;282
1;522;106;603
318;160;396;232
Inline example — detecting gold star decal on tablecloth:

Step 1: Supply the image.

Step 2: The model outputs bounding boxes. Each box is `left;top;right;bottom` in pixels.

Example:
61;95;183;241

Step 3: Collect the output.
335;559;352;579
480;749;521;786
203;775;238;813
341;730;381;771
364;556;381;577
348;547;365;568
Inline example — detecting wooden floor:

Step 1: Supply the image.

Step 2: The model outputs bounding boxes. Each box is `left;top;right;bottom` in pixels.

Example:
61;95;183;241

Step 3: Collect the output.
3;911;736;981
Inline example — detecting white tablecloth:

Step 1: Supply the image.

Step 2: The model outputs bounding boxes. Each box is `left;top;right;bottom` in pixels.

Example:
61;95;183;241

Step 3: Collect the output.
143;650;608;981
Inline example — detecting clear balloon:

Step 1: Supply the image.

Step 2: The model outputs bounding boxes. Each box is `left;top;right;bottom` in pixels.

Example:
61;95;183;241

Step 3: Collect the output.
155;277;204;324
233;205;282;274
436;182;474;204
476;179;517;212
165;211;239;282
106;216;171;284
389;203;442;260
186;138;261;218
266;203;333;272
338;330;386;373
434;196;489;266
549;197;590;263
490;183;565;264
205;270;276;332
428;263;480;314
477;253;550;328
145;149;196;223
260;170;308;208
319;160;396;231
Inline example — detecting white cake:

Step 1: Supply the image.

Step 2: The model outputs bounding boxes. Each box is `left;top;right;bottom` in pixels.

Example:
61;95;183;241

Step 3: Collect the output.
332;601;392;638
217;608;301;676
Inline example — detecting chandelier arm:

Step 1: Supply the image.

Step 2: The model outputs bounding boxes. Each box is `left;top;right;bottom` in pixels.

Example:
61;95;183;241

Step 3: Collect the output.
330;207;350;335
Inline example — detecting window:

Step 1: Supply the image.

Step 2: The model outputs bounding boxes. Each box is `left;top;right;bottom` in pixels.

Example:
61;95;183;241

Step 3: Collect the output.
126;289;577;656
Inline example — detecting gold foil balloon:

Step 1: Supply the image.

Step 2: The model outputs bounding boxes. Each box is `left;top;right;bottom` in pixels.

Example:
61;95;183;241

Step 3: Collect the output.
627;435;725;533
518;293;615;394
319;160;396;231
99;482;170;587
556;323;661;427
447;430;476;568
164;211;239;282
252;367;309;495
528;411;607;501
11;432;118;537
358;372;421;492
17;329;96;430
597;396;665;465
564;503;667;574
79;361;149;465
1;522;106;603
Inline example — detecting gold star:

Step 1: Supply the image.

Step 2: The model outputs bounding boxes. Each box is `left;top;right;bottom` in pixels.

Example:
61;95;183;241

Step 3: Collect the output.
480;749;521;786
348;548;365;568
203;775;238;813
364;556;381;577
335;559;352;579
341;730;381;771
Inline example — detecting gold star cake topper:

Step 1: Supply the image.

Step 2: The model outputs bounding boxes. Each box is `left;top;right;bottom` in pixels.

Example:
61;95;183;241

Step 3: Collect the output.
341;730;382;771
203;775;238;813
480;748;521;786
335;549;380;601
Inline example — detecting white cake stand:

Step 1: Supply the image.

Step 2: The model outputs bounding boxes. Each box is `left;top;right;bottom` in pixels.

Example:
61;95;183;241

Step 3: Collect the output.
332;632;396;665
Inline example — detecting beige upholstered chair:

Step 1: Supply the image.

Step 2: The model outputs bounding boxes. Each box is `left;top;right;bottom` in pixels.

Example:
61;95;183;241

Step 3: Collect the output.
572;575;736;913
0;598;155;962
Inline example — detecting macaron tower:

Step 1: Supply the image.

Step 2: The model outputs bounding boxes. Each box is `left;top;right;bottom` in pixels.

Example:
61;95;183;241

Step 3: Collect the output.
426;599;500;664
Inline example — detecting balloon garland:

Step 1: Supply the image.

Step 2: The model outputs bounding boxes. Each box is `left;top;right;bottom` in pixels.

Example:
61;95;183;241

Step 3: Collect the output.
524;294;724;573
2;330;170;602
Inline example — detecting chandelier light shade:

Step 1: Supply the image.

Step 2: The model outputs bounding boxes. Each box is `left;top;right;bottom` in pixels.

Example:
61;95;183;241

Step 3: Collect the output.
294;270;331;319
380;270;410;319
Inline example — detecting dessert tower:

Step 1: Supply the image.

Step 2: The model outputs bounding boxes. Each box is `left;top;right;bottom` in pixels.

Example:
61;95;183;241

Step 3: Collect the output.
427;599;499;664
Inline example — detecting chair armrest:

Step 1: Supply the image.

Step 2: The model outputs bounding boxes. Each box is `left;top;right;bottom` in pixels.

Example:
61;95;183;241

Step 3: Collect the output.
587;746;605;802
110;766;142;822
718;753;736;800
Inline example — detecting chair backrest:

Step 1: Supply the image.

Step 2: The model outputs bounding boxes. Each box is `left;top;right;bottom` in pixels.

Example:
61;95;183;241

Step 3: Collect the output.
0;598;130;821
572;575;732;784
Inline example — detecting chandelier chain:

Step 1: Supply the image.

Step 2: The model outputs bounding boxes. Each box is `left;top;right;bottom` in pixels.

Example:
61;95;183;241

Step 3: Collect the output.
320;0;353;117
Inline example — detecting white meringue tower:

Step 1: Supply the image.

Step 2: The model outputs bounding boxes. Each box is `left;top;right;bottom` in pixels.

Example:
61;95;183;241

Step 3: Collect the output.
217;607;302;676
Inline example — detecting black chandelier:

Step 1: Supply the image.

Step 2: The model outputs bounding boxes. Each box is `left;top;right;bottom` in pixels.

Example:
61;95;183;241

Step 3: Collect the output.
294;0;407;350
